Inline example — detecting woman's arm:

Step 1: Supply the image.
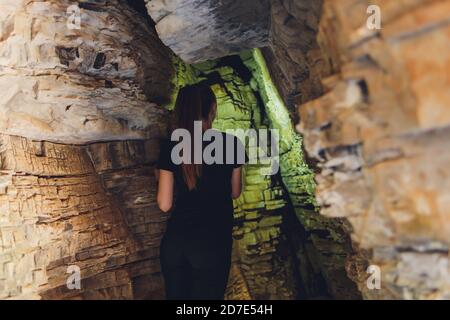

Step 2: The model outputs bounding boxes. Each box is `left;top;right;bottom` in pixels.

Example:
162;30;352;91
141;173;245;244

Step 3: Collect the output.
157;169;174;212
231;167;242;199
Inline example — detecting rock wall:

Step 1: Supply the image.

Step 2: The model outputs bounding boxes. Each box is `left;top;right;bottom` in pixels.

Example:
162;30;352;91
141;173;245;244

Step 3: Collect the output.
0;0;172;144
267;0;450;299
0;135;167;299
244;49;360;299
0;0;173;299
264;0;326;111
146;0;270;63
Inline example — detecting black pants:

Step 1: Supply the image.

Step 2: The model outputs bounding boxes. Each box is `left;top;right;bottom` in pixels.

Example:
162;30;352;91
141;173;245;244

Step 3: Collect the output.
160;217;233;300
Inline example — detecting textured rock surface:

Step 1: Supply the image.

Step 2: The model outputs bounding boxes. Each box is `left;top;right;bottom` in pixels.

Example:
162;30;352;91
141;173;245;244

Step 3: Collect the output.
266;0;450;299
0;0;172;299
244;49;360;299
264;0;325;110
0;0;173;143
146;0;270;63
0;135;167;299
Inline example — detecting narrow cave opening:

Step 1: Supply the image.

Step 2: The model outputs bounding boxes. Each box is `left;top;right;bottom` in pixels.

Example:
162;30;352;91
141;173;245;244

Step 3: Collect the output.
156;48;361;299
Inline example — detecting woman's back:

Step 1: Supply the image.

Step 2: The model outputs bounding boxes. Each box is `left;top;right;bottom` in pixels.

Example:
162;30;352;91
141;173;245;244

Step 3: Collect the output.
157;131;245;226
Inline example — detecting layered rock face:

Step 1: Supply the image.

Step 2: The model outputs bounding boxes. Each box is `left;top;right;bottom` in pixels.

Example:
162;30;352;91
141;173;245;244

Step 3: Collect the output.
264;0;325;110
246;49;360;299
0;0;172;299
266;0;450;299
0;136;167;299
0;0;172;143
146;0;270;63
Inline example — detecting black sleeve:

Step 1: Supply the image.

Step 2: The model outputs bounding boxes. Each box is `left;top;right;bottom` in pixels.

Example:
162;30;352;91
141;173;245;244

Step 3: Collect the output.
156;139;175;172
233;135;248;168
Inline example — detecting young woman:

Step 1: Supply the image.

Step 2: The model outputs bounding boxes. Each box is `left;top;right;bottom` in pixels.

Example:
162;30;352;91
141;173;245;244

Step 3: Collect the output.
155;83;246;299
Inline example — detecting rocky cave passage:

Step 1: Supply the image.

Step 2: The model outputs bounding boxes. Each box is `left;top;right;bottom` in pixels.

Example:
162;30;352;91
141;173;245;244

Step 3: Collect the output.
0;0;449;300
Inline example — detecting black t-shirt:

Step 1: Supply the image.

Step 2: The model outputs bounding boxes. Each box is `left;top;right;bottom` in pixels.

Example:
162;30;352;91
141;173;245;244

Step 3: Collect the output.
156;131;247;228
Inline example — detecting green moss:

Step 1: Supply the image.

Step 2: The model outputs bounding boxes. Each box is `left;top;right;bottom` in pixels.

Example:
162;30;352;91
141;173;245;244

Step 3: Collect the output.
240;48;318;213
164;55;204;110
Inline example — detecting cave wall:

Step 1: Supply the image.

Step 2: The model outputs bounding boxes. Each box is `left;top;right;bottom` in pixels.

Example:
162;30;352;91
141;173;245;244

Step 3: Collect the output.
0;0;172;143
146;0;270;63
266;0;450;299
0;0;173;299
261;0;363;299
244;49;360;299
0;136;167;299
264;0;327;111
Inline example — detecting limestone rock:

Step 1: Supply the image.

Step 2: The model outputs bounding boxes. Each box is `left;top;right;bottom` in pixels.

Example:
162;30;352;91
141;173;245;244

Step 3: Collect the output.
0;0;173;143
146;0;270;63
0;134;168;299
265;0;327;110
291;0;450;299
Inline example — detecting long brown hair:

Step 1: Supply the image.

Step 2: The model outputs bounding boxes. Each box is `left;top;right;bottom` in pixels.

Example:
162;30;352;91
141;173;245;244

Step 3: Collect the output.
174;84;217;190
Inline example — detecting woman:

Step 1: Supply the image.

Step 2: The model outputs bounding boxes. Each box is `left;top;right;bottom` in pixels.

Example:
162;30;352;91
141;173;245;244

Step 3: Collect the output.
156;83;246;299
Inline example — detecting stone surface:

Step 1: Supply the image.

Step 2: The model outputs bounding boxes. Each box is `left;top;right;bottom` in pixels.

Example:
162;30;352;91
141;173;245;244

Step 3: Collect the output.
264;0;326;111
146;0;270;63
0;0;172;300
0;134;168;299
0;0;173;143
269;0;450;299
245;49;360;299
